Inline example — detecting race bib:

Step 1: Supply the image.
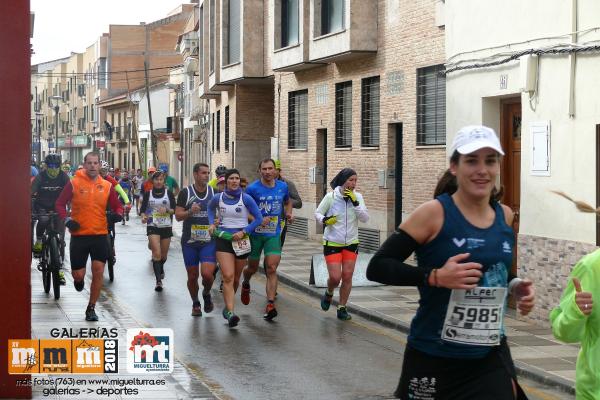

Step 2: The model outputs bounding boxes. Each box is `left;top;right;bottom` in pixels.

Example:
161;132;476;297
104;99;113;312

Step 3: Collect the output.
254;216;279;234
231;235;251;256
442;287;507;346
152;211;171;227
190;224;211;242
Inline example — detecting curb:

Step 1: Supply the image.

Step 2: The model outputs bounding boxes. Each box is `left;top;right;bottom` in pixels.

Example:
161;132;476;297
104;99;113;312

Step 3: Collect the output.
274;270;576;397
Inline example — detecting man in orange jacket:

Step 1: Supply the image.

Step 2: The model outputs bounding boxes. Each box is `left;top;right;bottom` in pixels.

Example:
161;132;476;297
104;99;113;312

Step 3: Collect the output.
56;152;123;321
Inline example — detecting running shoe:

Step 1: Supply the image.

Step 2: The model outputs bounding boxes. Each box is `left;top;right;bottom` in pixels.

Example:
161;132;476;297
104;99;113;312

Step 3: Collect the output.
58;271;66;285
336;306;352;321
74;279;85;292
155;280;163;292
241;281;251;305
222;308;240;327
264;303;278;321
203;292;214;313
85;305;98;321
191;301;202;317
321;290;333;311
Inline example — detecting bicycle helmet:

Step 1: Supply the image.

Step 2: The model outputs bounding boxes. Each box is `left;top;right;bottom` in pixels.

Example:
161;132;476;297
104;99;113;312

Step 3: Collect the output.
100;160;110;170
45;153;62;167
215;164;227;177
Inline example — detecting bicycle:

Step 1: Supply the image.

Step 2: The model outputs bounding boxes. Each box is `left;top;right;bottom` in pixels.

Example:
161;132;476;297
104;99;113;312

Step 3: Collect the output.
32;211;64;300
106;211;116;282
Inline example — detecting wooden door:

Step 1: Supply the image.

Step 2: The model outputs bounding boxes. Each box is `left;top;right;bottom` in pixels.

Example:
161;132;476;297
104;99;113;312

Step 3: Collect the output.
501;102;521;276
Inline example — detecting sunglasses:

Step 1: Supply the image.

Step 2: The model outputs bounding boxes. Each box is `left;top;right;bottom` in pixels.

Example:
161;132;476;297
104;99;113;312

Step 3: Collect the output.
47;163;60;169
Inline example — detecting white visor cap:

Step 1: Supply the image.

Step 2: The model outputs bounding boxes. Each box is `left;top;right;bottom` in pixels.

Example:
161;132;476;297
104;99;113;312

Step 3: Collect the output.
450;125;505;156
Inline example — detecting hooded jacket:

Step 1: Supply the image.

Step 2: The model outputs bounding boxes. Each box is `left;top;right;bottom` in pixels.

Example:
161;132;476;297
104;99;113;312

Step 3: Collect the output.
315;186;369;246
550;248;600;400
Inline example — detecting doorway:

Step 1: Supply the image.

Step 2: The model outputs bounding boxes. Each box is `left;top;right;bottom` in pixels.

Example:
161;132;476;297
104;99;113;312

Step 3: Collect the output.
392;123;403;229
500;100;522;275
316;128;328;200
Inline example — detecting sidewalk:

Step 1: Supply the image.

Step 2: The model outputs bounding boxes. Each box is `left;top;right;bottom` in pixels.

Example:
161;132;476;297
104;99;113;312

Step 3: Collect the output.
277;235;579;396
30;260;218;399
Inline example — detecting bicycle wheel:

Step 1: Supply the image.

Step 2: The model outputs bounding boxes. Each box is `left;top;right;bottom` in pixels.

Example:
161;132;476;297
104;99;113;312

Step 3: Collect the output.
49;236;61;300
41;244;51;294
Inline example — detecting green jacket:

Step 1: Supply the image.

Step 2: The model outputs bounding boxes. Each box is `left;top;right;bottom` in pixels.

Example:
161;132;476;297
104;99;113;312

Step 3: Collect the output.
550;248;600;400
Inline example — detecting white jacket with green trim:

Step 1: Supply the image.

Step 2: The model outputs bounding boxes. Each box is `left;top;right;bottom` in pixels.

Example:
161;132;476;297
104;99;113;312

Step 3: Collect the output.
314;186;369;245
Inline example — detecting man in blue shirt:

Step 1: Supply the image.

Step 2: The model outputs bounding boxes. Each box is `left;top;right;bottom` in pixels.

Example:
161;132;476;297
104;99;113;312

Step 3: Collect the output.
241;158;293;320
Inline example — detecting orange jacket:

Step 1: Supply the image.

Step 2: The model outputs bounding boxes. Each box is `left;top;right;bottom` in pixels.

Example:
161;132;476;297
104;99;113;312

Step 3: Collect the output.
70;170;111;235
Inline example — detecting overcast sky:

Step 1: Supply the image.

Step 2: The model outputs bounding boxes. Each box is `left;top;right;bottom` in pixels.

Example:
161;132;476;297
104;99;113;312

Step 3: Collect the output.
31;0;190;65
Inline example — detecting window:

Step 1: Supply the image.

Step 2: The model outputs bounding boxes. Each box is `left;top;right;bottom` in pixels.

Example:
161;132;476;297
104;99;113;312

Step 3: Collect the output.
335;81;352;148
210;0;215;73
226;0;240;65
211;113;215;152
361;76;380;147
281;0;299;48
321;0;344;36
225;106;230;152
98;58;107;89
416;64;446;145
288;90;308;149
216;110;221;152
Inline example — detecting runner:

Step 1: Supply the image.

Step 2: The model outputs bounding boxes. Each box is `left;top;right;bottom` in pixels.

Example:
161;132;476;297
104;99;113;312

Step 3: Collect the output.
208;164;227;189
132;169;144;215
140;170;176;292
315;168;369;320
550;191;599;400
118;171;133;224
241;158;293;321
207;168;263;327
31;153;70;284
143;166;157;193
99;161;130;205
366;126;535;399
175;163;217;317
55;152;123;321
160;165;180;196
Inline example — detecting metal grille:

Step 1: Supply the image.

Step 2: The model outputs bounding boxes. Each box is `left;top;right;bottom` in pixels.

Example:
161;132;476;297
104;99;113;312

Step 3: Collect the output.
287;217;308;239
358;227;380;253
225;106;230;152
216;110;221;152
417;64;446;145
210;0;215;73
228;0;240;64
288;90;308;149
335;81;352;148
361;76;380;147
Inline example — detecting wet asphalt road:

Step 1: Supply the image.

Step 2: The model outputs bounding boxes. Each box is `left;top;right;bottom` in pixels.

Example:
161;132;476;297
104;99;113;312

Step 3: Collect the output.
78;215;572;400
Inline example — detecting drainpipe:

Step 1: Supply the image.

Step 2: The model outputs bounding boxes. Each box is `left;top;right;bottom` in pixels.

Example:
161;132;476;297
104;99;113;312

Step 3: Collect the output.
568;0;578;118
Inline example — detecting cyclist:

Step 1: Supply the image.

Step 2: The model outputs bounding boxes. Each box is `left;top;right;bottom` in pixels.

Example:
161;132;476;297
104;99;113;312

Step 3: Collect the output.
366;126;534;399
61;162;72;178
56;152;123;321
118;171;133;224
241;158;293;321
140;170;176;292
207;168;262;327
315;168;369;320
208;164;227;190
31;153;70;285
175;163;217;316
159;165;180;196
132;169;144;214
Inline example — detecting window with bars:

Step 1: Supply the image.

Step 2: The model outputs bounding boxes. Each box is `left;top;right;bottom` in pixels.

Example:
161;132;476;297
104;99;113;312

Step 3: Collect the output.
321;0;344;35
335;81;352;148
361;76;380;147
417;64;446;145
225;106;230;152
281;0;299;48
210;0;215;73
216;110;221;152
226;0;240;65
288;90;308;149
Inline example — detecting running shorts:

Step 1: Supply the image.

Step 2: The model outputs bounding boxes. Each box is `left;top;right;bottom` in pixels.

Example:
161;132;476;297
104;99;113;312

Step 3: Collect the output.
323;243;359;264
248;235;282;260
395;337;527;400
69;235;109;269
215;237;249;260
147;226;173;239
182;241;216;267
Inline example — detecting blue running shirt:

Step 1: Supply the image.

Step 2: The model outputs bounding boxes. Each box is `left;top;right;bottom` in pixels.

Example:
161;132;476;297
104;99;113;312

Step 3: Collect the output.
246;180;289;237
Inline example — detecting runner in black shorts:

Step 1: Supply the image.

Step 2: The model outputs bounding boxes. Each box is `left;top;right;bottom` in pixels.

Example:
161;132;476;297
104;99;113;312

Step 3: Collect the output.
141;170;176;292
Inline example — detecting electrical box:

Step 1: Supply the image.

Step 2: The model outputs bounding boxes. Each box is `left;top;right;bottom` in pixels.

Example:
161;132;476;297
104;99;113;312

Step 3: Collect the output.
309;166;323;184
520;55;538;93
378;169;387;188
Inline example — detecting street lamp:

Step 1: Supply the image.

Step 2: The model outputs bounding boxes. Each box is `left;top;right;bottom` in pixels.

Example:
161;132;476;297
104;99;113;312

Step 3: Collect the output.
35;112;43;163
92;120;98;153
126;115;133;171
49;95;62;154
